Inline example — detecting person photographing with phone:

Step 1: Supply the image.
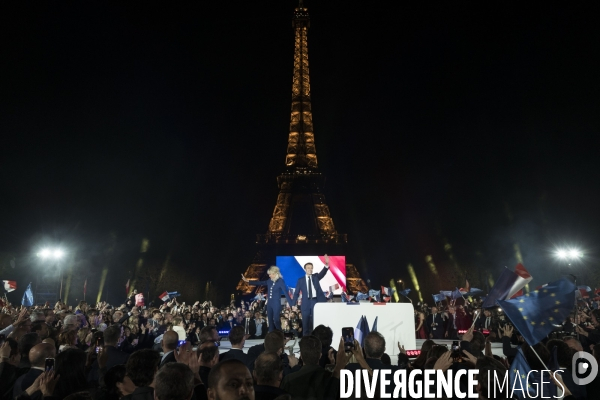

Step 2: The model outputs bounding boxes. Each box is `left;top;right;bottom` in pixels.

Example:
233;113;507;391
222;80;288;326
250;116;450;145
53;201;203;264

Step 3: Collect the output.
291;254;331;336
242;266;293;332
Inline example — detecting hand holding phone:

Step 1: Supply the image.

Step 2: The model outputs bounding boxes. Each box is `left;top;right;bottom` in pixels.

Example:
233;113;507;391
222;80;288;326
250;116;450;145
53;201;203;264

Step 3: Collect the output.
342;327;355;352
45;358;55;371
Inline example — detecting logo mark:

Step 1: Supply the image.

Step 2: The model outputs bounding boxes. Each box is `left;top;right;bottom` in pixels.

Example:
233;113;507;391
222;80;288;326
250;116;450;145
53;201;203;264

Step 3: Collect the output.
572;351;598;385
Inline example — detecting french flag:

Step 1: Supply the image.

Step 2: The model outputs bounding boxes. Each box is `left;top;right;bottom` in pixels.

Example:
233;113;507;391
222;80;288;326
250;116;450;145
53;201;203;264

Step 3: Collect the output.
3;280;17;292
507;263;533;299
159;291;170;302
381;286;393;297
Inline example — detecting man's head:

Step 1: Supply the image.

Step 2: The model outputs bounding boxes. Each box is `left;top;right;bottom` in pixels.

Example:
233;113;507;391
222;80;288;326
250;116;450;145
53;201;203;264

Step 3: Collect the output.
448;306;455;314
103;325;121;346
431;306;438;314
564;337;583;352
244;311;251;319
303;263;314;275
207;360;254;400
200;326;219;344
229;326;245;347
253;352;283;387
162;331;179;352
312;325;333;348
154;362;195;400
31;321;49;339
198;342;220;367
263;331;285;354
30;311;45;323
484;309;492;318
19;332;41;361
62;315;78;331
299;335;321;366
29;343;56;368
126;349;161;387
363;332;386;359
254;312;262;320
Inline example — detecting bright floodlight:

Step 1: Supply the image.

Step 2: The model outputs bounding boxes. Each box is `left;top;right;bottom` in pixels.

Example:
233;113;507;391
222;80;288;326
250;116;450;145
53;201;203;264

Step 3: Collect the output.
569;249;581;258
38;248;51;258
53;249;64;259
556;250;567;259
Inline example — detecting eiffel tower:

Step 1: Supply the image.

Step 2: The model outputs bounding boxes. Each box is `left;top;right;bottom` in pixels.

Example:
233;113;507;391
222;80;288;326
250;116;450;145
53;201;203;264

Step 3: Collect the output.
237;1;367;296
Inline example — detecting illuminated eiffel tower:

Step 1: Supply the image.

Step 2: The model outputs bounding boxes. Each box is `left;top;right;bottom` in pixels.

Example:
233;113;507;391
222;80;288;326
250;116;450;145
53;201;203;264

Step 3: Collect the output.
237;1;367;295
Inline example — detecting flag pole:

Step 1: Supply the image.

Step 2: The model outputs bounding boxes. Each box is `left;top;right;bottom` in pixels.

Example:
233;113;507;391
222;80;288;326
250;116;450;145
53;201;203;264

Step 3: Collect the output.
528;345;550;370
470;310;480;330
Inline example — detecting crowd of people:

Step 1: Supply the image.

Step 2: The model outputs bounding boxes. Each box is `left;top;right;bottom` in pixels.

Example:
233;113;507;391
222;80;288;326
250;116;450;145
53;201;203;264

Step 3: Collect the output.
0;285;598;399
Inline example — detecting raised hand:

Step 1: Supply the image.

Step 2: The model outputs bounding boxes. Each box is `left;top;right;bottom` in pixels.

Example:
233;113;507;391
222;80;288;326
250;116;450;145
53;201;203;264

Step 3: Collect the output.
324;254;330;266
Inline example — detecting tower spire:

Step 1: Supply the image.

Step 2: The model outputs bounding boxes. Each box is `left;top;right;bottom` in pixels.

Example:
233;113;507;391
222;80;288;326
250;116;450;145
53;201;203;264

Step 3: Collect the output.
285;1;317;169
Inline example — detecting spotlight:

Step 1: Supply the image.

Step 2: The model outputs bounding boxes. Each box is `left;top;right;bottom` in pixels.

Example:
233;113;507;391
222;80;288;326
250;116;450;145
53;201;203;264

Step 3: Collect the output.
38;249;51;258
556;250;567;259
53;249;64;259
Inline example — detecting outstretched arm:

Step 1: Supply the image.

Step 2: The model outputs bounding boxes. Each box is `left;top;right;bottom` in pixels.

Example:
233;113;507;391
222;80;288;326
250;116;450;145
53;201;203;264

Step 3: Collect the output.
317;254;330;280
280;280;294;306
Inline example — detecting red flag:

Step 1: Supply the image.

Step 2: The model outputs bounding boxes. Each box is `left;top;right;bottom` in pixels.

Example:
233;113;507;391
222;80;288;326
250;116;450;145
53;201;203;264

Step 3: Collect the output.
125;279;130;297
2;280;17;292
83;279;87;295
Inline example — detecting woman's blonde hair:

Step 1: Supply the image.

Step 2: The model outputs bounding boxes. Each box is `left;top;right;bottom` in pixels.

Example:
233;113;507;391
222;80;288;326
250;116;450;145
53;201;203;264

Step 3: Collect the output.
267;266;283;281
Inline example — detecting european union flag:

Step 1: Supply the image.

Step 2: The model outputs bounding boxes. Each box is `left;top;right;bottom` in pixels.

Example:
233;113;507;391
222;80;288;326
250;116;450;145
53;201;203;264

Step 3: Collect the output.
432;293;444;303
440;290;452;298
466;288;484;296
509;348;557;399
498;277;576;346
356;291;369;301
368;289;380;302
451;287;463;300
399;288;411;297
22;283;34;307
167;291;181;298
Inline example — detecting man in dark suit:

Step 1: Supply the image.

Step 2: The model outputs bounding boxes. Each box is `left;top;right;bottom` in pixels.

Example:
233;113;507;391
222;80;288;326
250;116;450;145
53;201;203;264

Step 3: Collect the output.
13;343;55;398
445;306;459;340
87;325;131;383
291;254;331;335
424;306;446;339
219;326;252;369
250;312;267;339
159;331;178;368
475;309;497;332
253;352;289;400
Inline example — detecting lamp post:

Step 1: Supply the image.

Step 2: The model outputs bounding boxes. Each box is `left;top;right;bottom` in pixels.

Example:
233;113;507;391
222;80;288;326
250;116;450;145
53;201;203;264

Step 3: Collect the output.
37;247;65;299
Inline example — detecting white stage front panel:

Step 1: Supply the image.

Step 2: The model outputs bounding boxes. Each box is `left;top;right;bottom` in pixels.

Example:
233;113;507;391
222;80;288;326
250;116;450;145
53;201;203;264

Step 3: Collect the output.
313;303;416;356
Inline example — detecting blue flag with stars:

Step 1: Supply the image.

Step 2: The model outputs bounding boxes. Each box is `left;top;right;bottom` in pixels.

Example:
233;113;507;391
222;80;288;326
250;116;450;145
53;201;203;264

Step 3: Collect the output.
498;277;576;346
432;293;445;303
22;283;34;307
509;348;556;399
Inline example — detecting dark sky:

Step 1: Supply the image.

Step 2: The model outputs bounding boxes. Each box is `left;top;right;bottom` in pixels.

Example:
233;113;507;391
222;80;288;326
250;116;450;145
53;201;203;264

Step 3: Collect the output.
1;1;599;305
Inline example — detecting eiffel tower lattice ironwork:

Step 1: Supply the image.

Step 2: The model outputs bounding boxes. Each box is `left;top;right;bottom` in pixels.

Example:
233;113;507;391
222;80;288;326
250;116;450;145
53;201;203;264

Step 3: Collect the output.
237;1;367;296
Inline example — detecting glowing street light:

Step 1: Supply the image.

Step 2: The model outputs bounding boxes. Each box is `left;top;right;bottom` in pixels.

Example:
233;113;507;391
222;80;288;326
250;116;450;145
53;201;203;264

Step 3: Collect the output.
37;248;65;259
555;248;582;261
36;247;66;300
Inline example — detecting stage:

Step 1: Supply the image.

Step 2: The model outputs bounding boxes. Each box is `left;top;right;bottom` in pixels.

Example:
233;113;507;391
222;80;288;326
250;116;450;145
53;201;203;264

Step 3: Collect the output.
217;338;510;364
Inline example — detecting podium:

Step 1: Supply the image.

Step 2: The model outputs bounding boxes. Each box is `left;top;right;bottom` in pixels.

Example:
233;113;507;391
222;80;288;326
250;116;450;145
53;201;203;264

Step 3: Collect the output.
313;303;416;355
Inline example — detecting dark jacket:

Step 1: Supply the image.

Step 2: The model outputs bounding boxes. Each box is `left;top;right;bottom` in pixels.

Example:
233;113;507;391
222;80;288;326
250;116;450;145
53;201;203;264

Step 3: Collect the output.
292;267;330;308
87;345;130;383
281;364;338;400
121;386;154;400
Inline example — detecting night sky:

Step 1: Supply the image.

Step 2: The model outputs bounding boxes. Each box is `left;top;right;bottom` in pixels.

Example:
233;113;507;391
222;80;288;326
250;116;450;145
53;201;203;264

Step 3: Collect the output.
1;1;599;305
